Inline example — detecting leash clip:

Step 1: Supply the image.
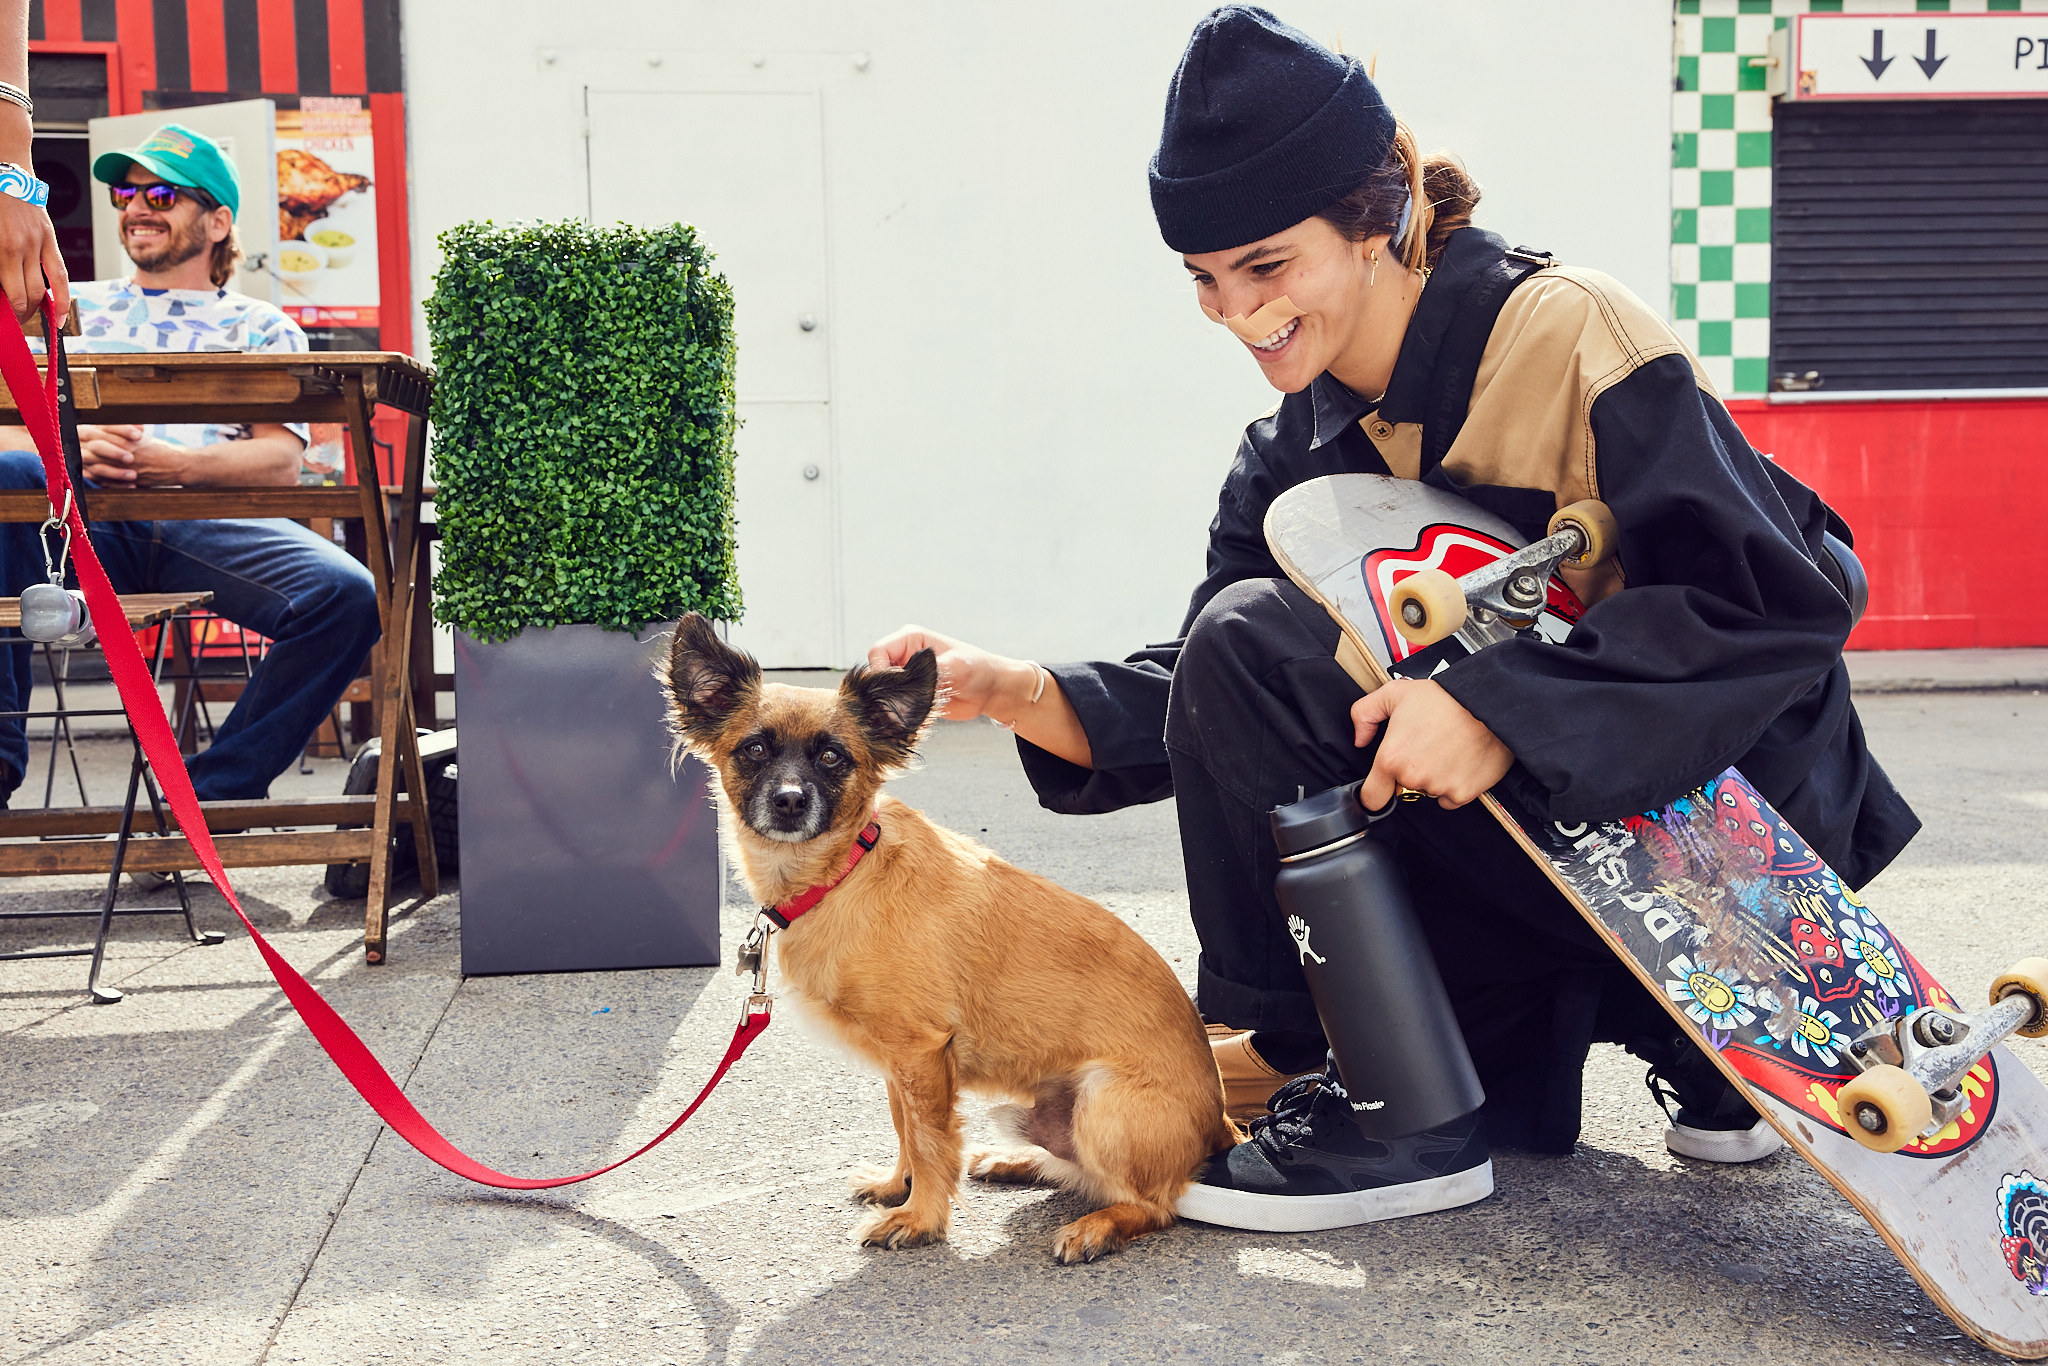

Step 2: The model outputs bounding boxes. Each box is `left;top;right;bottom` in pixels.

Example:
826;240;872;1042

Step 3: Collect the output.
735;914;771;987
735;913;773;1023
37;485;73;585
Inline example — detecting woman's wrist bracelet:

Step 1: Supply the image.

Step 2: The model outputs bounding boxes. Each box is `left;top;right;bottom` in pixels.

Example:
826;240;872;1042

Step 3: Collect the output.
992;662;1050;732
0;82;33;117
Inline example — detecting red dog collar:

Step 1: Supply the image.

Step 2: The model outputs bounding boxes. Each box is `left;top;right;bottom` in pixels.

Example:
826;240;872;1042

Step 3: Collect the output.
763;819;881;929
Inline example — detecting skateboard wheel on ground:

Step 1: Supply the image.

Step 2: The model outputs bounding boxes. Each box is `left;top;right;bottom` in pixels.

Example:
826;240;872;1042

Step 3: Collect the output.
1837;1065;1934;1153
1548;499;1618;569
1991;957;2048;1038
1390;569;1468;647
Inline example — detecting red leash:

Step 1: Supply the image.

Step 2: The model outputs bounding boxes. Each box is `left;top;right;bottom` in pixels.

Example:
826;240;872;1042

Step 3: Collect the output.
0;299;767;1189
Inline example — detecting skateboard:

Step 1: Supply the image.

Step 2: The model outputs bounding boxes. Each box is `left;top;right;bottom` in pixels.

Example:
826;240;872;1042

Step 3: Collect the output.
1266;472;2048;1360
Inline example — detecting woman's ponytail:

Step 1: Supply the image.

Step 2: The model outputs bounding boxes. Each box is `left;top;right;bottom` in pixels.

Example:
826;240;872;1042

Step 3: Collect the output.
1318;120;1482;273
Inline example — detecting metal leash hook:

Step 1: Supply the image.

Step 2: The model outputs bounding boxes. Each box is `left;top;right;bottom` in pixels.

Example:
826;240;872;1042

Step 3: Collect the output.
735;912;774;1023
19;486;94;647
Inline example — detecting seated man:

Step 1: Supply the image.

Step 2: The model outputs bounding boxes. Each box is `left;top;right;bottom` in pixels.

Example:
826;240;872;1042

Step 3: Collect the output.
0;122;379;804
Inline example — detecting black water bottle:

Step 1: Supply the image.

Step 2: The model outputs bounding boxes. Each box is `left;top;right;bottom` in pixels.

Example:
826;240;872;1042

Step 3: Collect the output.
1271;780;1484;1140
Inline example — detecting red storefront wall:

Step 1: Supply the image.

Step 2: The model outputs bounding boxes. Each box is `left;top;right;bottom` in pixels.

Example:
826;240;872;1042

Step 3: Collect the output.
1727;398;2048;651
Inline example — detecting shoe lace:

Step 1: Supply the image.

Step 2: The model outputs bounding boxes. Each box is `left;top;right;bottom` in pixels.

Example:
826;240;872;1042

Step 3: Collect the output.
1248;1070;1341;1154
1643;1064;1683;1124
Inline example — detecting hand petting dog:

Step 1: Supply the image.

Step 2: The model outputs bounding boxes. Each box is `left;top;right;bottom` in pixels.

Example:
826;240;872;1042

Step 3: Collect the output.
665;615;1237;1263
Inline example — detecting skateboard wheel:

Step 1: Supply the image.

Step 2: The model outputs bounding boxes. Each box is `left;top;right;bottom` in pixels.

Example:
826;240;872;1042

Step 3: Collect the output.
1389;569;1467;647
1548;499;1618;569
1836;1065;1934;1154
1992;956;2048;1038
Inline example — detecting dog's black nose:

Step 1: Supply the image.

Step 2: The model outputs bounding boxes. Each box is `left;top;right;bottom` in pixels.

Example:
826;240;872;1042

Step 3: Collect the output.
772;785;807;818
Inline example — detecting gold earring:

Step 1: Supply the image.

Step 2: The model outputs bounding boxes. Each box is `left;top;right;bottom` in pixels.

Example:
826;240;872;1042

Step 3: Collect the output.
1369;247;1379;286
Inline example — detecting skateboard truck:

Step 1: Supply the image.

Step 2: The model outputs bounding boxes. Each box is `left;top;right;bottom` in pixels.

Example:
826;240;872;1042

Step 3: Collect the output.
1390;499;1619;649
1836;957;2048;1153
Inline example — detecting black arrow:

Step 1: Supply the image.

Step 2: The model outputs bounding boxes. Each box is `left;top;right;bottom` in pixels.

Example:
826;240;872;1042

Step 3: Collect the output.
1914;28;1947;78
1862;29;1893;78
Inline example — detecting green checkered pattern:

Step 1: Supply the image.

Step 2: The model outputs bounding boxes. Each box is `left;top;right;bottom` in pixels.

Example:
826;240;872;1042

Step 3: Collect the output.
1671;0;2047;395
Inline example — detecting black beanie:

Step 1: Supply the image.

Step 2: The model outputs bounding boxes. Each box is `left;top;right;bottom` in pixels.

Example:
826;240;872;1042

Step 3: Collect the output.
1149;6;1397;255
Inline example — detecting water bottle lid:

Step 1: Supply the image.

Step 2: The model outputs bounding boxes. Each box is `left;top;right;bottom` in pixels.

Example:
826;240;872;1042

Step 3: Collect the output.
1270;779;1388;858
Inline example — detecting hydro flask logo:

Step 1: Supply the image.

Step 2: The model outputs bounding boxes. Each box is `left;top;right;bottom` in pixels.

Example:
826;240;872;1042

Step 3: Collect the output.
1286;914;1327;965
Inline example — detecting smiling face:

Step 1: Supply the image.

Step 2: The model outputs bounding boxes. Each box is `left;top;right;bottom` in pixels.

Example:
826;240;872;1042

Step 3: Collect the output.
117;167;231;275
1183;215;1387;394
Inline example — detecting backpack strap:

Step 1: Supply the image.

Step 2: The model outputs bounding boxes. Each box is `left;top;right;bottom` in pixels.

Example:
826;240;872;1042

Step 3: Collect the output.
1419;244;1556;476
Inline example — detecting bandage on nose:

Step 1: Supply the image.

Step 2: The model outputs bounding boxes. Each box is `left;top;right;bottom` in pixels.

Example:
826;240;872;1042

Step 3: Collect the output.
1202;296;1305;345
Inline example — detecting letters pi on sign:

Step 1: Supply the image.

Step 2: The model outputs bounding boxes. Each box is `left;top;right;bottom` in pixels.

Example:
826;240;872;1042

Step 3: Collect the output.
1793;13;2048;100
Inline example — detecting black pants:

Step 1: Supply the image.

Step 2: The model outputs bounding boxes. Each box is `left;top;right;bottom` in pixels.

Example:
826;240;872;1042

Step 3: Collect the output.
1163;578;1666;1152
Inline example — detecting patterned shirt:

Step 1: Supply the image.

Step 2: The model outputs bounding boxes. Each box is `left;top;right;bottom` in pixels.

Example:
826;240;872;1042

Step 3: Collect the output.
51;278;310;449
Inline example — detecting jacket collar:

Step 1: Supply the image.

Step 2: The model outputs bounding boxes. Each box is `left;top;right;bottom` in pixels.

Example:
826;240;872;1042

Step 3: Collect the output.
1373;227;1510;428
1301;227;1510;447
1306;372;1376;450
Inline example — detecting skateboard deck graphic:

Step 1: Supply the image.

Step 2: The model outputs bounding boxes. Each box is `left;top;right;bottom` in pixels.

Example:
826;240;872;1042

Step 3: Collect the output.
1266;473;2048;1359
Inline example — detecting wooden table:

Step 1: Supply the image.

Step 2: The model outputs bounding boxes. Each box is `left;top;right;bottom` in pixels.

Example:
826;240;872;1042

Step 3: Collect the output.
0;351;439;964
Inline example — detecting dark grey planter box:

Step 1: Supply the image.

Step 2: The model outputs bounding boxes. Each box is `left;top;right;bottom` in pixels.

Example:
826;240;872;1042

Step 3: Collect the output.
454;623;720;975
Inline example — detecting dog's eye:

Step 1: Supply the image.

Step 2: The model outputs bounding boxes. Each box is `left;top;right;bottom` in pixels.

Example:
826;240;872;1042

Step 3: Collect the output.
818;748;842;769
743;740;767;761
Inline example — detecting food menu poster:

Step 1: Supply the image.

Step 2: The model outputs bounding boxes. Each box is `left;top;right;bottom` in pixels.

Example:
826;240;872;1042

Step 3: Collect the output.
275;97;380;351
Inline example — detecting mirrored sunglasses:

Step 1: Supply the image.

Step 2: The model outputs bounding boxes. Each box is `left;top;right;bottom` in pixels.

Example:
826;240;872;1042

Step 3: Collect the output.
107;183;214;212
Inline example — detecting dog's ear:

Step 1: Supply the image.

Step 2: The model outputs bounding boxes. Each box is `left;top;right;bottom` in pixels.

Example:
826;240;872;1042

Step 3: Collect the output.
838;648;938;767
664;612;761;743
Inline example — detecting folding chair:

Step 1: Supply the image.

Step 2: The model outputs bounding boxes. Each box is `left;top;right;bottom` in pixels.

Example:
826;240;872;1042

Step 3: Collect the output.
0;591;227;1003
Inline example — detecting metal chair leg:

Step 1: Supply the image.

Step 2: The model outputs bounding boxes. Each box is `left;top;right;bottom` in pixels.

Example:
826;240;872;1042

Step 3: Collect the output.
187;616;221;747
82;749;148;1005
138;759;216;944
40;642;88;808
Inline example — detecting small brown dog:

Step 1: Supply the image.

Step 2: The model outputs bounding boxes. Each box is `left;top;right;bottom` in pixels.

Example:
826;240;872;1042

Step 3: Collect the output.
662;614;1236;1263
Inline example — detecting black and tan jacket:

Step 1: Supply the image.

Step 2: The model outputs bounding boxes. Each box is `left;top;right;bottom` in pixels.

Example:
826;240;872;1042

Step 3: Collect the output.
1024;228;1918;889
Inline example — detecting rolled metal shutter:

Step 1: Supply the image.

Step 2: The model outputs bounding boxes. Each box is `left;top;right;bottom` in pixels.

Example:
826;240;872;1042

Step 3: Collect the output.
1770;99;2048;393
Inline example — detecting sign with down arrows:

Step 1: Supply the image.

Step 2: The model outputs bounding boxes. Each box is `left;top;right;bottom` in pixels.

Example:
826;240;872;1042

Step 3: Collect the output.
1790;14;2048;101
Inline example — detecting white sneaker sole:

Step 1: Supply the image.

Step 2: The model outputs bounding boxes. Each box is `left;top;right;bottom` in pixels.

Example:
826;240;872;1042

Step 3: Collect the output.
1665;1117;1785;1163
1173;1160;1494;1233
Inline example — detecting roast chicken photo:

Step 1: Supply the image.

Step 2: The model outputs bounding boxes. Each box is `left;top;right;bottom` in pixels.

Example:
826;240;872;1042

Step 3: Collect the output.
277;148;371;241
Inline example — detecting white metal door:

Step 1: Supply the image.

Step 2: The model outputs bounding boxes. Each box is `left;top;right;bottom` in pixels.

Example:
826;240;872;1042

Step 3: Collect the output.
88;101;281;304
587;89;838;666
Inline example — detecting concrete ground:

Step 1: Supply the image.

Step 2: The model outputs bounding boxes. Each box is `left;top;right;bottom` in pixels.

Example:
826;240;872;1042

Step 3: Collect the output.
3;684;2047;1365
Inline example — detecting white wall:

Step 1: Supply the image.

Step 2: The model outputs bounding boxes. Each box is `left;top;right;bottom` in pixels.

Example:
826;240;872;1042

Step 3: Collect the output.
402;0;1671;666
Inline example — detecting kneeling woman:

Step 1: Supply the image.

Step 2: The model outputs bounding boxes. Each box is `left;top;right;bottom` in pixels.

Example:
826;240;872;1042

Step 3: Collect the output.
867;5;1917;1230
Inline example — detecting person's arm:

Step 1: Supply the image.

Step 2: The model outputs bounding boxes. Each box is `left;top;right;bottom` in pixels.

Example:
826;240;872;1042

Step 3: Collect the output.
81;422;305;486
1433;354;1853;823
0;0;67;322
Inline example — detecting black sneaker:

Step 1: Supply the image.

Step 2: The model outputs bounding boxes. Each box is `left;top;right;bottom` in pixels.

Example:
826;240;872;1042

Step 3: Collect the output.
1639;1033;1784;1164
1173;1067;1493;1232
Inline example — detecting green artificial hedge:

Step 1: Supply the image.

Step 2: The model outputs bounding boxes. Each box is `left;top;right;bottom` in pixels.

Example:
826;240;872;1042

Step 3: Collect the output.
425;219;741;642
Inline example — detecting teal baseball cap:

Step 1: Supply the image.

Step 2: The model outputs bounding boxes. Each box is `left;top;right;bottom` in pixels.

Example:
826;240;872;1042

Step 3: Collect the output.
92;122;240;217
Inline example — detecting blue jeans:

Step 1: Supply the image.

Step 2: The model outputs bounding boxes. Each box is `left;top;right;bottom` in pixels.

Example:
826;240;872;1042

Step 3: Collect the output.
0;449;381;801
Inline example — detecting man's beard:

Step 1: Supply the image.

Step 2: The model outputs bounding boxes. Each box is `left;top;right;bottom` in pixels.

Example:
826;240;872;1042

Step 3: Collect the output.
124;214;211;274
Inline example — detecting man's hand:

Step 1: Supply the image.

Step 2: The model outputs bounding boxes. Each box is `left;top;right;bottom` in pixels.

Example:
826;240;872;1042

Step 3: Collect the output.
866;624;1040;724
0;192;67;325
1352;678;1513;812
79;423;140;482
80;425;192;485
